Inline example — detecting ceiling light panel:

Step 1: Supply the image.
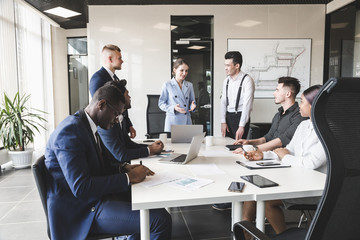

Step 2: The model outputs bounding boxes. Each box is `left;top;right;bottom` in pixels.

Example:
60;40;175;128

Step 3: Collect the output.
44;7;81;18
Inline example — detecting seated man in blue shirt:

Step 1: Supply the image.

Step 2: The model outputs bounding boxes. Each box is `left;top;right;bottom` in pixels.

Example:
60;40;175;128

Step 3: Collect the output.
213;76;306;211
45;84;171;239
98;80;163;163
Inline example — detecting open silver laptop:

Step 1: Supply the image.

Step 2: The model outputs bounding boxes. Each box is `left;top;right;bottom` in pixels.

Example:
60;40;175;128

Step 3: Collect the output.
159;133;205;164
171;125;203;143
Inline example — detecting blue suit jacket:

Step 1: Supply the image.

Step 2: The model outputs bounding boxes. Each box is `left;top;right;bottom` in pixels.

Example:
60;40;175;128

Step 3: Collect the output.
45;109;129;240
98;119;149;163
158;78;196;132
89;67;132;131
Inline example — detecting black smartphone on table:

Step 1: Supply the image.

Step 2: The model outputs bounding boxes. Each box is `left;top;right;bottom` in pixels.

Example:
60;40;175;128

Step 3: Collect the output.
228;182;245;192
240;174;279;188
225;145;242;151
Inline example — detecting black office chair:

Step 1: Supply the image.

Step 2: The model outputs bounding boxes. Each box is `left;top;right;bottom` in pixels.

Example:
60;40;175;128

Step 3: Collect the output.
32;156;118;240
145;94;166;139
233;77;360;240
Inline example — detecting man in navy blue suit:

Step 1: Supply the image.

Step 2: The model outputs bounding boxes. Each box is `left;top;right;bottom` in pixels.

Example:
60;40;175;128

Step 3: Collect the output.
45;84;172;240
89;44;136;139
99;80;163;163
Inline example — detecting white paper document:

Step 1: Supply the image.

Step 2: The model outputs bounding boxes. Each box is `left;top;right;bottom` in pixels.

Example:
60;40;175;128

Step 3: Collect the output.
138;171;214;191
166;176;214;191
139;171;182;188
187;163;226;176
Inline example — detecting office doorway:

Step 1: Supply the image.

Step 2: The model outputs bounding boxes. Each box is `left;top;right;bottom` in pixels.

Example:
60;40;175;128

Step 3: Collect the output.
171;16;214;135
67;37;88;114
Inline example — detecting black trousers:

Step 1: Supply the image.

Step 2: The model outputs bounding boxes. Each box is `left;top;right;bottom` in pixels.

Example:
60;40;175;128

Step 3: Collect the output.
225;112;250;140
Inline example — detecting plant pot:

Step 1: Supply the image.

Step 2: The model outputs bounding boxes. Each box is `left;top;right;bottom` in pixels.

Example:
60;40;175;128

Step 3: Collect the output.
8;149;34;169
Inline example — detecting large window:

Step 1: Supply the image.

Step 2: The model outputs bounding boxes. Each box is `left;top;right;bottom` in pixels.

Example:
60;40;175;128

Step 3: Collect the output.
0;0;54;150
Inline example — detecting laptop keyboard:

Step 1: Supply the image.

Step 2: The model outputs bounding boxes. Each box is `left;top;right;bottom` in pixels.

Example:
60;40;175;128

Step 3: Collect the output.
170;154;187;162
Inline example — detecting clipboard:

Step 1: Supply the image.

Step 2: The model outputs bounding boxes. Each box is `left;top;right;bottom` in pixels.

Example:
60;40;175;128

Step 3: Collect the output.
236;160;291;169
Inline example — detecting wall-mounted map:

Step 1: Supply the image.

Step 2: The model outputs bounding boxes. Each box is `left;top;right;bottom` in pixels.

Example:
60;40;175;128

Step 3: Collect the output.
228;38;311;98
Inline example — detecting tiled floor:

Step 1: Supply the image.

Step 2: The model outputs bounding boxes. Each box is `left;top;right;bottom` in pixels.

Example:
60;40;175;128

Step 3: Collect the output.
0;166;309;240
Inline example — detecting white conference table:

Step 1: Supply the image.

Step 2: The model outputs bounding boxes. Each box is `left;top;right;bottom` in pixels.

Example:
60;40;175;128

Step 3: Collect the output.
131;137;326;239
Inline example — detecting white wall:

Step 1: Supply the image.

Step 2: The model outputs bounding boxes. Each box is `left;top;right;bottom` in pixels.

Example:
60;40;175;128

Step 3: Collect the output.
88;4;325;138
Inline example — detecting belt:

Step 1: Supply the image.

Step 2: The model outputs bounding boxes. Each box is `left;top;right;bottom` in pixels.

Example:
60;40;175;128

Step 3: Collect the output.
226;111;242;115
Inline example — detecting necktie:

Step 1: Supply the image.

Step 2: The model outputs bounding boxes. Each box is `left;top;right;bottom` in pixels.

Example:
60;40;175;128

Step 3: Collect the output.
113;74;120;81
95;131;104;167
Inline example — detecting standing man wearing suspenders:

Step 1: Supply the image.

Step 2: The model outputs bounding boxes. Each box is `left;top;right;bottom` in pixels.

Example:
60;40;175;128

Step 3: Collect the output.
220;51;255;140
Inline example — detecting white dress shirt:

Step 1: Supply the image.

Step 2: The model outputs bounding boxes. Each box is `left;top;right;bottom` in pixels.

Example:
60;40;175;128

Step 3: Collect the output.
220;71;255;127
263;119;327;173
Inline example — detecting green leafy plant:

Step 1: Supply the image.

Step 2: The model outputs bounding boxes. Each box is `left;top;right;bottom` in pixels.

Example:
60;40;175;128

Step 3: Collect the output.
0;92;47;151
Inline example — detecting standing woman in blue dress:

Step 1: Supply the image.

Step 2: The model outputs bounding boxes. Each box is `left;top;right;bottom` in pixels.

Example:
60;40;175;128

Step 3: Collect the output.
158;58;196;133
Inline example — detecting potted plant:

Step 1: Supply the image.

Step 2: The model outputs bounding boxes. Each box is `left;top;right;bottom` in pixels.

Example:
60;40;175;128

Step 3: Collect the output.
0;92;47;169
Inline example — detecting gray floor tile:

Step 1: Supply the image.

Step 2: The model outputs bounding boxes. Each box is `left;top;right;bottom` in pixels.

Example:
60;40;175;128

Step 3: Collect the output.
0;202;17;218
0;200;46;224
9;168;33;177
0;221;48;240
180;204;214;212
23;188;41;201
0;175;35;187
182;208;232;239
171;211;192;240
0;186;34;202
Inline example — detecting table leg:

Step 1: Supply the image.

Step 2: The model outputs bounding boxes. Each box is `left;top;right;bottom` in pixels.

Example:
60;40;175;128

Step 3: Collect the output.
140;209;150;240
232;202;243;231
256;201;265;232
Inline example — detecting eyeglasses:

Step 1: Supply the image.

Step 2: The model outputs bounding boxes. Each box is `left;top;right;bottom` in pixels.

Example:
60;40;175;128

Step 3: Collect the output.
106;102;122;117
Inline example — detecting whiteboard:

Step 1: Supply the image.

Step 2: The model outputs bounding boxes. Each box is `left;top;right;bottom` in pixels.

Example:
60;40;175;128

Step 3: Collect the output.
228;38;311;98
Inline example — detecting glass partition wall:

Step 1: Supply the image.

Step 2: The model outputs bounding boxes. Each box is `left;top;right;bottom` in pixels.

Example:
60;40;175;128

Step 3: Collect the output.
325;1;360;80
171;16;214;135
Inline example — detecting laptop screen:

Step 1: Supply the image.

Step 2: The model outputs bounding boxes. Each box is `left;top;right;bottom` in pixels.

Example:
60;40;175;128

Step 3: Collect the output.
171;125;203;143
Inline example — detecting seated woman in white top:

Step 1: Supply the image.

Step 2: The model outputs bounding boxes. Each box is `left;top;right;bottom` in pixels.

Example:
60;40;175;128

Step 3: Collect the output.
244;84;326;235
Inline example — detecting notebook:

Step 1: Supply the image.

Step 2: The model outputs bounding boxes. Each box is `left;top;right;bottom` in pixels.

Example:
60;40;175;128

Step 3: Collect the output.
159;133;205;164
171;125;203;143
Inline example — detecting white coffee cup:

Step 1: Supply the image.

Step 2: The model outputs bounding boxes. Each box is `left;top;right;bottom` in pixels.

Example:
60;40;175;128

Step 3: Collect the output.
159;133;167;144
205;136;214;147
242;144;256;152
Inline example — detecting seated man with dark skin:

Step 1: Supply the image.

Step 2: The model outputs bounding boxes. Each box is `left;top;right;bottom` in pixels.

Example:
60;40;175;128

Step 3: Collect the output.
45;84;171;240
98;80;163;163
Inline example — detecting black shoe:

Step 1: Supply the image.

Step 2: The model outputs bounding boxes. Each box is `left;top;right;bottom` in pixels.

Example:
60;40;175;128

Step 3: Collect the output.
212;203;232;211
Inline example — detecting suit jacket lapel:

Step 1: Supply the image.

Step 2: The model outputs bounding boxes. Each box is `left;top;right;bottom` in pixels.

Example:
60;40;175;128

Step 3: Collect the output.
78;109;103;165
100;67;113;82
171;78;186;103
182;80;190;98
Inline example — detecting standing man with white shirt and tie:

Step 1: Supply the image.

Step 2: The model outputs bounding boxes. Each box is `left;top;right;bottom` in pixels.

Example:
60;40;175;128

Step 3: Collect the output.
89;44;136;139
220;51;255;140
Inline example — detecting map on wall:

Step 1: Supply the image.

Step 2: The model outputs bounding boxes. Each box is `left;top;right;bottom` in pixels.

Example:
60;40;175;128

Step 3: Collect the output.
228;39;311;98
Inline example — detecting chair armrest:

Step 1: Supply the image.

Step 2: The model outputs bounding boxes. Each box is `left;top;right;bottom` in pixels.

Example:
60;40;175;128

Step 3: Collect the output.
233;221;271;240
